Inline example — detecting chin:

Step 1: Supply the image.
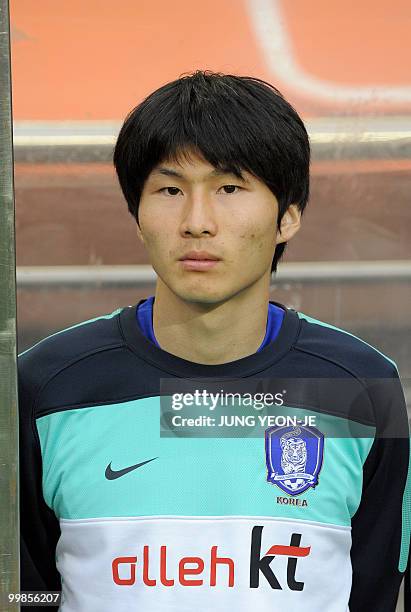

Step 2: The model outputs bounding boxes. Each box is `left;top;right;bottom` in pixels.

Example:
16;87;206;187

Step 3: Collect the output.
190;285;261;306
169;282;232;305
159;270;251;305
179;290;228;305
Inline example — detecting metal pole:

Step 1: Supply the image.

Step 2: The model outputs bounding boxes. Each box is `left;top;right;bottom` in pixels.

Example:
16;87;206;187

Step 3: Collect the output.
0;0;19;609
12;260;411;288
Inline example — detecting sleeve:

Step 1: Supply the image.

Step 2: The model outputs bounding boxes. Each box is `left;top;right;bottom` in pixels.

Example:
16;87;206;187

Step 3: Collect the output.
348;371;411;612
18;359;61;611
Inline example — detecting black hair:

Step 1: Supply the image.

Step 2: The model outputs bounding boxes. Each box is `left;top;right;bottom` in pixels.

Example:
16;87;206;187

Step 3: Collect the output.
113;70;310;273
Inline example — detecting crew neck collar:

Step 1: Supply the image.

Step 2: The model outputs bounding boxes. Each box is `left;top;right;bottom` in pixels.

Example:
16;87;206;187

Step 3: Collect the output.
119;299;301;378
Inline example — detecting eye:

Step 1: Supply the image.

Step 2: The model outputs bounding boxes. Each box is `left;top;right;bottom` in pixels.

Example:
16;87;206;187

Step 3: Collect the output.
219;185;242;194
159;187;182;196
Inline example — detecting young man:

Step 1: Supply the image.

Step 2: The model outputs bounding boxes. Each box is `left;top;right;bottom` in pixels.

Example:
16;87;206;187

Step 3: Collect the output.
19;71;410;611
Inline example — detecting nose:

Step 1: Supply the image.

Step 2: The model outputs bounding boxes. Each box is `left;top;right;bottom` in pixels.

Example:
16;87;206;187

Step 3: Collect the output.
179;193;218;237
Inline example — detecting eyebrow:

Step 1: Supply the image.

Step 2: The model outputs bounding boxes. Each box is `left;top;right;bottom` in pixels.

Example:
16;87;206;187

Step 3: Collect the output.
152;166;247;182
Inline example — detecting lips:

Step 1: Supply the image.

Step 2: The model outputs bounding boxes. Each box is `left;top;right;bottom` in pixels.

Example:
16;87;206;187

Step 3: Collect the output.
179;251;221;261
179;251;221;271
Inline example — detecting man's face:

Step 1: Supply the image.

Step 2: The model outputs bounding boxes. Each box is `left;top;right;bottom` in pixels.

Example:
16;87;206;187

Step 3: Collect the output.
137;149;299;305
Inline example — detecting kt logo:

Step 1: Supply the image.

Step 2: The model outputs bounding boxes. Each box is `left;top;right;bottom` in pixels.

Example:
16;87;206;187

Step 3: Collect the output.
249;526;310;591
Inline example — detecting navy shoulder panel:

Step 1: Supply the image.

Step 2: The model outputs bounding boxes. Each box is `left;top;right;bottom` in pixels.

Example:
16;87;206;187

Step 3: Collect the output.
295;311;398;379
18;307;126;413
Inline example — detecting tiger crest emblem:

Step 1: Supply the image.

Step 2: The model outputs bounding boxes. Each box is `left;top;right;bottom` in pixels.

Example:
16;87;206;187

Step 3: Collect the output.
265;424;324;495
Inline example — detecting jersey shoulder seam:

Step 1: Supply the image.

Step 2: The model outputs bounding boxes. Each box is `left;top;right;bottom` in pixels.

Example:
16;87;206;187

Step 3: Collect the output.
19;308;126;416
296;311;398;372
32;342;125;416
18;307;125;358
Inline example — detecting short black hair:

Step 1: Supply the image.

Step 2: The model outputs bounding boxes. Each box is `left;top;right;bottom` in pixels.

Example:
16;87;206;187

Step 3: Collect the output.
113;70;310;273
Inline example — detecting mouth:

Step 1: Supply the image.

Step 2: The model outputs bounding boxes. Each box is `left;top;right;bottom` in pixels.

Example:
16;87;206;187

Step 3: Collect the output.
179;258;220;271
178;251;222;270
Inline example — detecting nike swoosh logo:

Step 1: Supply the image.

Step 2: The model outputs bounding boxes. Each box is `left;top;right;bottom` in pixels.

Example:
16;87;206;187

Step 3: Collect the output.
105;457;158;480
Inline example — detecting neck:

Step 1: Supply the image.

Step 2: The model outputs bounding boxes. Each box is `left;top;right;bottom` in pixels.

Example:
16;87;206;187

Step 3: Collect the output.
152;275;271;365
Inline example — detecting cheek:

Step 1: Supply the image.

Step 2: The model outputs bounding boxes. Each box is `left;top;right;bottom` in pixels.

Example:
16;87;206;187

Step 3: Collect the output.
139;202;177;247
138;210;166;247
138;224;159;248
236;202;277;241
238;222;276;254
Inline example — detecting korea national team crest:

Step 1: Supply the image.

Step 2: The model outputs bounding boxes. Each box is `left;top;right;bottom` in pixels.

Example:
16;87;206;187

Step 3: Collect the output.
265;424;324;495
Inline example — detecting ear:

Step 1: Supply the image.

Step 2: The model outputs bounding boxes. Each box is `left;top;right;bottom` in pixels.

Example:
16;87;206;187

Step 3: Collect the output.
276;204;302;245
